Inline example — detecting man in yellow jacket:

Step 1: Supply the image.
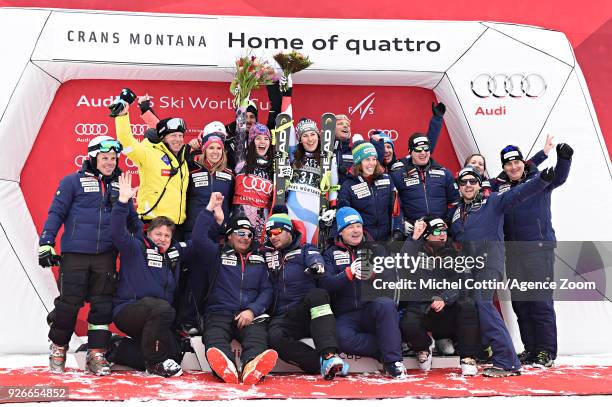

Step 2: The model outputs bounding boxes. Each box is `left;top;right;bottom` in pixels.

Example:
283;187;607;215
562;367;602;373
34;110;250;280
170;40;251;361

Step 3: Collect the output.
113;95;189;229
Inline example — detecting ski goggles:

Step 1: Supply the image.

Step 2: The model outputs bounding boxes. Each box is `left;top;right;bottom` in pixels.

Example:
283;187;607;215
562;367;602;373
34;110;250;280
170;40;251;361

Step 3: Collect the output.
431;228;448;236
88;140;123;154
458;178;479;186
267;228;284;237
233;230;253;239
412;146;430;153
166;118;186;134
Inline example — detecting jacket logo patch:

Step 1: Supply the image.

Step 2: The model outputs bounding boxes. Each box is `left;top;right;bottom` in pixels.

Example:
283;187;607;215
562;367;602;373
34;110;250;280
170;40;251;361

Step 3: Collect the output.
284;249;302;261
83;186;100;193
148;260;163;268
375;179;390;187
404;177;420;187
265;251;280;269
429;169;445;176
194;180;209;188
161;155;171;166
167;250;180;259
333;251;350;265
342;154;354;161
499;184;511;193
351;182;371;199
216;171;232;181
222;258;237;266
249;254;265;263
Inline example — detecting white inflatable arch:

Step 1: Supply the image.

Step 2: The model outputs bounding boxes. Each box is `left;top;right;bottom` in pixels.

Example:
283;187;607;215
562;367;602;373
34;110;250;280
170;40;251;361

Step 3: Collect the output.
1;7;611;353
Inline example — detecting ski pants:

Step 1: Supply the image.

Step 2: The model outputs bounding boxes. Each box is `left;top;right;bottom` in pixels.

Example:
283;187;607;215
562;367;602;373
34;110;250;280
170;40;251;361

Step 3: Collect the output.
113;297;181;366
47;251;116;348
400;299;481;359
506;248;557;358
336;297;403;363
268;288;339;373
202;312;268;366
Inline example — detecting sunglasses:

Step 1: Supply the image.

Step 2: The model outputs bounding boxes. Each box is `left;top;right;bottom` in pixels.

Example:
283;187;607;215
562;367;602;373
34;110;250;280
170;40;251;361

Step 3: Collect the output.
267;228;284;237
233;230;253;238
459;178;479;186
432;229;448;236
413;146;430;153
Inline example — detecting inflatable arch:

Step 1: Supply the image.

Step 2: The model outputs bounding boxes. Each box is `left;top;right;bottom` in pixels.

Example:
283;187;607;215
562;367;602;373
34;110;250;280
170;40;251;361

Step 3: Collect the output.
0;7;610;353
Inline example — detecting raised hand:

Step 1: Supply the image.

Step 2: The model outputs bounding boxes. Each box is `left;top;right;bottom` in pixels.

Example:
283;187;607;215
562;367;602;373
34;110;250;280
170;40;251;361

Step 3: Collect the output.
543;134;555;155
118;172;138;203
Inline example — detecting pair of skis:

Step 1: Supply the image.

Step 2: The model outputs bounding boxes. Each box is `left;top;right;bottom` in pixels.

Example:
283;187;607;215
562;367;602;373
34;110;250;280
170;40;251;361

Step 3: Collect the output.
272;113;336;249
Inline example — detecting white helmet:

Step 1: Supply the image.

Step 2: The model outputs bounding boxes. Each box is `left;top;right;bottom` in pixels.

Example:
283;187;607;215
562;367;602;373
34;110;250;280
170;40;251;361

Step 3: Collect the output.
88;136;122;158
203;121;227;137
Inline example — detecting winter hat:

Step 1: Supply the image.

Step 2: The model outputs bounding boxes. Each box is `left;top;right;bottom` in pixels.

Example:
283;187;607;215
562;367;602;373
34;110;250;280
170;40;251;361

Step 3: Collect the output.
156;117;186;139
500;145;524;166
266;206;293;233
296;118;320;140
226;216;255;236
248;122;271;145
352;141;378;166
201;134;224;151
203;120;227;137
456;165;483;185
408;133;430;151
337;207;363;233
246;100;259;120
422;217;448;239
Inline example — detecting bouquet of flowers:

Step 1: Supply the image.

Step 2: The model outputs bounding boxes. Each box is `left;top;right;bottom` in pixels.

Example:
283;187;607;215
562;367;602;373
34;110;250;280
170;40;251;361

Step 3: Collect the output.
273;51;313;92
230;55;277;108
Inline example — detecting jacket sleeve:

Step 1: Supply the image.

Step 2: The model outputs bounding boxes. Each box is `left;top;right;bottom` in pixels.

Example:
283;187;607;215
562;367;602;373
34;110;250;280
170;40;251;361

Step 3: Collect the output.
528;150;548;167
303;244;325;267
495;177;549;214
183;208;222;261
320;248;352;292
40;175;76;246
337;180;352;209
111;201;140;254
370;138;386;164
248;269;273;316
115;113;147;167
549;156;571;190
126;199;144;236
444;170;460;206
426;115;443;153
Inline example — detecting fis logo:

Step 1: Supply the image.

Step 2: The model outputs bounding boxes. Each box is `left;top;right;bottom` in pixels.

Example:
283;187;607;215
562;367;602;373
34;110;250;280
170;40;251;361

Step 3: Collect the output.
348;92;375;120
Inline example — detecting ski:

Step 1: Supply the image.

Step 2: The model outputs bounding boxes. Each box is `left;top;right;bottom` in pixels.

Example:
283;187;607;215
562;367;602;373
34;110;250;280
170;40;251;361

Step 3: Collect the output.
272;113;293;207
318;112;337;249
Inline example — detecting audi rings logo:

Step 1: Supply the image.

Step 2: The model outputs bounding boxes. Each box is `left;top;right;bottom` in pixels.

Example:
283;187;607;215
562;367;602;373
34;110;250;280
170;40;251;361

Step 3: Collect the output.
74;155;88;167
130;123;148;136
242;177;273;194
471;73;547;98
74;123;108;136
368;129;399;142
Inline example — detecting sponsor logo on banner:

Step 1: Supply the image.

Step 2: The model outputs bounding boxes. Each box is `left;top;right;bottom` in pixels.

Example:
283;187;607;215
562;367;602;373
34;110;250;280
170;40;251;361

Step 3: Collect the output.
74;123;108;136
348;92;375;120
74;155;88;167
471;73;546;98
368;129;399;141
242;176;273;194
475;106;507;116
130;123;148;136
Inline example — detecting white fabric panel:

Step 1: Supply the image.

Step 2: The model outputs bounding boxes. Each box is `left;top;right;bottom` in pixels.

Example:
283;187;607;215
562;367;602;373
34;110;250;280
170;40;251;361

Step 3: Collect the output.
482;22;575;66
0;181;58;353
0;63;60;181
0;9;50;119
537;70;612;241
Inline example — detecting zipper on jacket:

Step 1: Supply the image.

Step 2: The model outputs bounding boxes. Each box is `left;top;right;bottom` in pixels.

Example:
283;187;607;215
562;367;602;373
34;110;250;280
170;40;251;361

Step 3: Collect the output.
97;177;105;254
238;253;246;310
419;168;431;215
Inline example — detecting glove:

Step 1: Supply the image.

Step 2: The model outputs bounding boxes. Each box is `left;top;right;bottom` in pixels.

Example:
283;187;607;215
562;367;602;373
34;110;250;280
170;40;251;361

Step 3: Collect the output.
320;209;336;225
556;143;574;160
404;221;414;236
279;73;293;96
108;99;127;118
540;167;556;183
305;263;325;278
432;102;446;117
138;98;152;114
392;230;405;242
38;245;60;268
119;88;136;104
346;260;374;281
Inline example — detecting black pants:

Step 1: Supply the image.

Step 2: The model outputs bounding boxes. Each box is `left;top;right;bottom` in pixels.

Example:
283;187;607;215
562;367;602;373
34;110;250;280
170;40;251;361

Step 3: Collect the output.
268;288;338;374
400;299;480;359
48;251;117;348
203;313;268;366
113;297;181;366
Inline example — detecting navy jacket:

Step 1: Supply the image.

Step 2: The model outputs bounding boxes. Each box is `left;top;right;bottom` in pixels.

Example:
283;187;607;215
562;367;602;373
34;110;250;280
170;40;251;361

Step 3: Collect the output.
184;162;234;236
389;158;458;223
492;155;571;245
321;240;396;315
196;211;272;317
337;173;401;241
450;176;550;275
263;234;324;316
111;201;206;318
40;160;141;254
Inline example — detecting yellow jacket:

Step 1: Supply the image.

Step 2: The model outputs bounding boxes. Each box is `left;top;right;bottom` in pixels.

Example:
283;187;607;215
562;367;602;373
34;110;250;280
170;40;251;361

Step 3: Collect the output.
115;113;189;224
